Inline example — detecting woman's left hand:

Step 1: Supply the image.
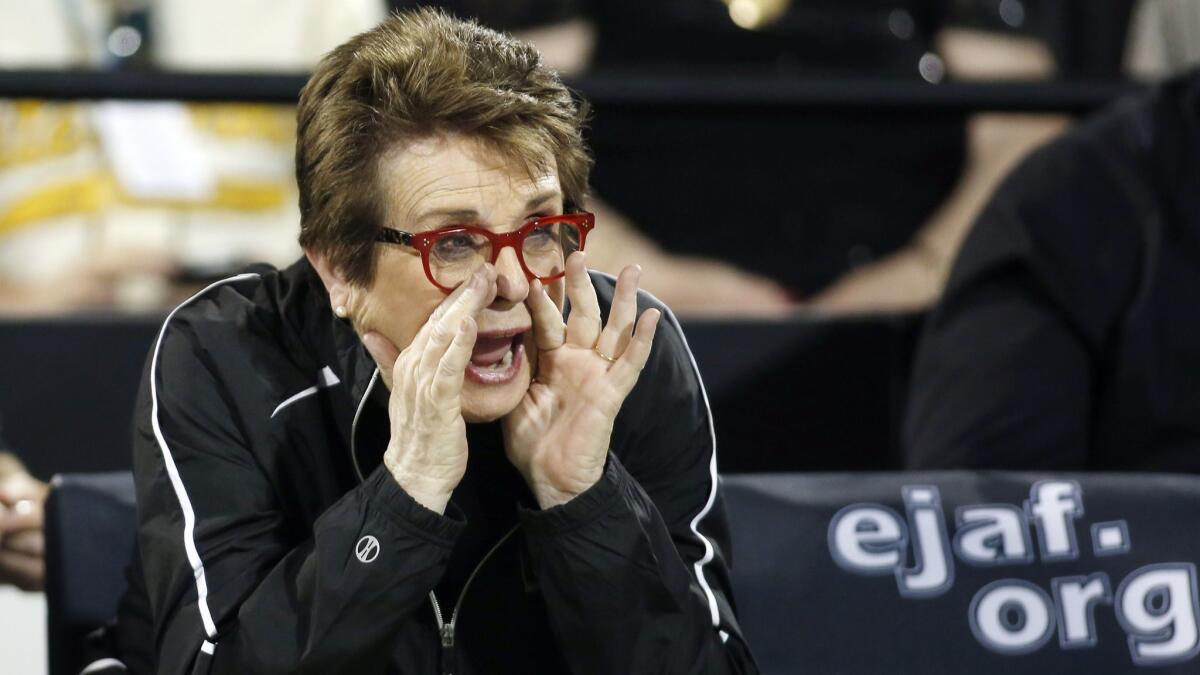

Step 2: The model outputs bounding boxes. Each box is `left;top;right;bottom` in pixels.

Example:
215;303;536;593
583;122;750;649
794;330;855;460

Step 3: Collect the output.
503;253;660;509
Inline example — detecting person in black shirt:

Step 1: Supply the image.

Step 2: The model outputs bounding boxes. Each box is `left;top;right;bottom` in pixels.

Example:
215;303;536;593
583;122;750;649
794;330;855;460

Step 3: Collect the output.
904;68;1200;471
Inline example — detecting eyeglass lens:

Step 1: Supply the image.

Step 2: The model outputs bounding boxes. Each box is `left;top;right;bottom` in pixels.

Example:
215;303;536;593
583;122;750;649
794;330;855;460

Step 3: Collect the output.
427;222;583;288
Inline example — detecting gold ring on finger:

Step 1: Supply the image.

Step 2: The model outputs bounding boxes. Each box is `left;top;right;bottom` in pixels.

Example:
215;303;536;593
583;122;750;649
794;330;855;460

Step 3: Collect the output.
593;347;617;363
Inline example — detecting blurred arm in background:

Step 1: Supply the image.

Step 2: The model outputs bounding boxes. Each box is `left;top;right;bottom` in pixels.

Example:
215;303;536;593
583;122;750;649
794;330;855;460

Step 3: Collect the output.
0;248;176;315
583;197;794;316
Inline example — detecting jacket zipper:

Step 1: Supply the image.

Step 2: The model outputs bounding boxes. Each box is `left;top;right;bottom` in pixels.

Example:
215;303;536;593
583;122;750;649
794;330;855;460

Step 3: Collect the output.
430;526;519;675
350;369;521;674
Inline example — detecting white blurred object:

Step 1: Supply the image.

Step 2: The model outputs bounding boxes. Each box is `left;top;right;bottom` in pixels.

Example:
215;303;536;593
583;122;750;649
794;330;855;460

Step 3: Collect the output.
92;102;216;201
0;587;46;675
0;0;109;67
152;0;386;71
1126;0;1200;80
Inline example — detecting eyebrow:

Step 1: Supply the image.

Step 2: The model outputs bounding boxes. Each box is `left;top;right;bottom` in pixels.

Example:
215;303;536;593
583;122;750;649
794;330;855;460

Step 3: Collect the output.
415;191;562;224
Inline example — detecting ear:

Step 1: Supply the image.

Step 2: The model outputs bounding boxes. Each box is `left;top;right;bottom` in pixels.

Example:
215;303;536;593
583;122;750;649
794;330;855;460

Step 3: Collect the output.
305;248;353;315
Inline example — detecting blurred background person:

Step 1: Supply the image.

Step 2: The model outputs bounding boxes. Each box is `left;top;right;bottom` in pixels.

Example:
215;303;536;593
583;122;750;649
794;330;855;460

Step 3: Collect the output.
390;1;1073;313
904;67;1200;471
811;17;1071;312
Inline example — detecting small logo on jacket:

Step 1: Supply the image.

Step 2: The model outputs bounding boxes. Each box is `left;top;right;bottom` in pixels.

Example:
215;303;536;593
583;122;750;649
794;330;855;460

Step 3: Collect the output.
356;535;380;563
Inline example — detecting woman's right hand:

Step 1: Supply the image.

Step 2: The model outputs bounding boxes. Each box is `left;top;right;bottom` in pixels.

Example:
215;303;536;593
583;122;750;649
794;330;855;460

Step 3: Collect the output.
360;266;496;514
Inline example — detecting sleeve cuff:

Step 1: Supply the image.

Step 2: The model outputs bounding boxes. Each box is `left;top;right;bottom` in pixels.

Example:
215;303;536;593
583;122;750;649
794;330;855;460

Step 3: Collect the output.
363;464;466;546
518;454;627;537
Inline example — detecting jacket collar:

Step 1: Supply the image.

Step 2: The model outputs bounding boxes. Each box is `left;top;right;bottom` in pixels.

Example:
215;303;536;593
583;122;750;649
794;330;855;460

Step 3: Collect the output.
278;257;380;408
279;258;385;479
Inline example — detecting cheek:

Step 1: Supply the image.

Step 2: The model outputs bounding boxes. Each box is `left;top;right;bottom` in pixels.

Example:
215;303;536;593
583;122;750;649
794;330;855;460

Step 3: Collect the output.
354;255;444;350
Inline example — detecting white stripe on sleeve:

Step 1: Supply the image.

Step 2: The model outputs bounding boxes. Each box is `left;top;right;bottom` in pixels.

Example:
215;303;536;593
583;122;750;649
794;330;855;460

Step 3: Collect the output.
79;658;127;674
596;271;724;629
150;273;260;642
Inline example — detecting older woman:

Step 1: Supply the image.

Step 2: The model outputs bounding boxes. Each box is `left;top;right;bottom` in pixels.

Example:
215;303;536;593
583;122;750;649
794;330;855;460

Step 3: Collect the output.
133;8;755;674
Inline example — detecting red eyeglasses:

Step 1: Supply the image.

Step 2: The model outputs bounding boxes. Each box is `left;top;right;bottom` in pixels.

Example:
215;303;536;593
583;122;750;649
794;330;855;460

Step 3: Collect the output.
375;212;595;293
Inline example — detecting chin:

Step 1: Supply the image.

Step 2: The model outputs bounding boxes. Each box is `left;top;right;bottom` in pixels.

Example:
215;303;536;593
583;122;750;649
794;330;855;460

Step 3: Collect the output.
461;357;531;423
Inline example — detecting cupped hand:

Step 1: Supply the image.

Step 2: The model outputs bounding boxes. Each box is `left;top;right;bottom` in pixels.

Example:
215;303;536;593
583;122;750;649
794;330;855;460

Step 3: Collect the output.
502;253;660;509
360;266;497;514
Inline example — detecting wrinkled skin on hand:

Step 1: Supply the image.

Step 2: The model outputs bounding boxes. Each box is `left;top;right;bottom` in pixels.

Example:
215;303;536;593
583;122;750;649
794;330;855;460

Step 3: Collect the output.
503;253;660;508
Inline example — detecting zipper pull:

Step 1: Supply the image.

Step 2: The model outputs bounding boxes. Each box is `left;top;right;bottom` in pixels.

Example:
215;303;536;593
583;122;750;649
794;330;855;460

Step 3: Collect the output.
440;622;456;675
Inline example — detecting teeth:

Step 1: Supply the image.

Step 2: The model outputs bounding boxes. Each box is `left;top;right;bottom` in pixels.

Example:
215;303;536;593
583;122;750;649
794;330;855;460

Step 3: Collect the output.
483;346;514;371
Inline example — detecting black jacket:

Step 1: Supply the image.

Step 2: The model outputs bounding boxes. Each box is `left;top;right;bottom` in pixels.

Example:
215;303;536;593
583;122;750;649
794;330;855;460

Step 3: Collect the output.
904;70;1200;471
132;258;756;674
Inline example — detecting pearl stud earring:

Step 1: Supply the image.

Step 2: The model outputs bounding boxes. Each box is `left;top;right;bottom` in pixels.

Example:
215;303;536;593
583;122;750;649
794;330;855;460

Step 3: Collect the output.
335;305;347;318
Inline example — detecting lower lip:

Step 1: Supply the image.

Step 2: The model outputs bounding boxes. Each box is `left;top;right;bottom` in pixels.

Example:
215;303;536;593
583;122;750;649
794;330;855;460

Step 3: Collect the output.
465;342;524;385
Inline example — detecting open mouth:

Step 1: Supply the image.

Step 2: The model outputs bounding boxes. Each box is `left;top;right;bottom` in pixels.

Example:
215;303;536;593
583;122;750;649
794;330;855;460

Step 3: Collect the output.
465;327;528;385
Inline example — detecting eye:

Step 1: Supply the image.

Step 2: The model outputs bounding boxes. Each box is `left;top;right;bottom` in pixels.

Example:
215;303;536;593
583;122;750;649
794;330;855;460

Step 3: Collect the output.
529;222;555;238
524;222;558;250
432;231;485;261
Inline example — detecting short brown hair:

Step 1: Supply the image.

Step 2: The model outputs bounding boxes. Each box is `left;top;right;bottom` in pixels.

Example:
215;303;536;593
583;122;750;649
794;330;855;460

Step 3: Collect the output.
296;8;592;285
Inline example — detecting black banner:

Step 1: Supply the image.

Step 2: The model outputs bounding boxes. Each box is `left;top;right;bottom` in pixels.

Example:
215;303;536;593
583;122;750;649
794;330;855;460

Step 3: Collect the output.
723;472;1200;674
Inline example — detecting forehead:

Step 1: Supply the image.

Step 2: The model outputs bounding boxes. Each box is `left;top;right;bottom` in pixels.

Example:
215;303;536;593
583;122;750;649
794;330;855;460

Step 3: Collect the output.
376;134;561;228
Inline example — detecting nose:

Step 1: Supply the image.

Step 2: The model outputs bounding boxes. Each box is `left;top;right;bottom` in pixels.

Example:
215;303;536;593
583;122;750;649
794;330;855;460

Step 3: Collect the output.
492;246;529;304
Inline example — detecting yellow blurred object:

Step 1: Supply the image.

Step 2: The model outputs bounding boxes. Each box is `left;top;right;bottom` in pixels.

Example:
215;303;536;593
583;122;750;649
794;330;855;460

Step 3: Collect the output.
0;101;93;170
0;99;302;302
0;174;116;236
0;173;291;237
189;104;296;143
725;0;790;30
0;101;296;236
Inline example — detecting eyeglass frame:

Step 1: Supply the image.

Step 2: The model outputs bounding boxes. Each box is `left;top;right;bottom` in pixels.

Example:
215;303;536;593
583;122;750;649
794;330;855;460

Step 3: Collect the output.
374;211;596;294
